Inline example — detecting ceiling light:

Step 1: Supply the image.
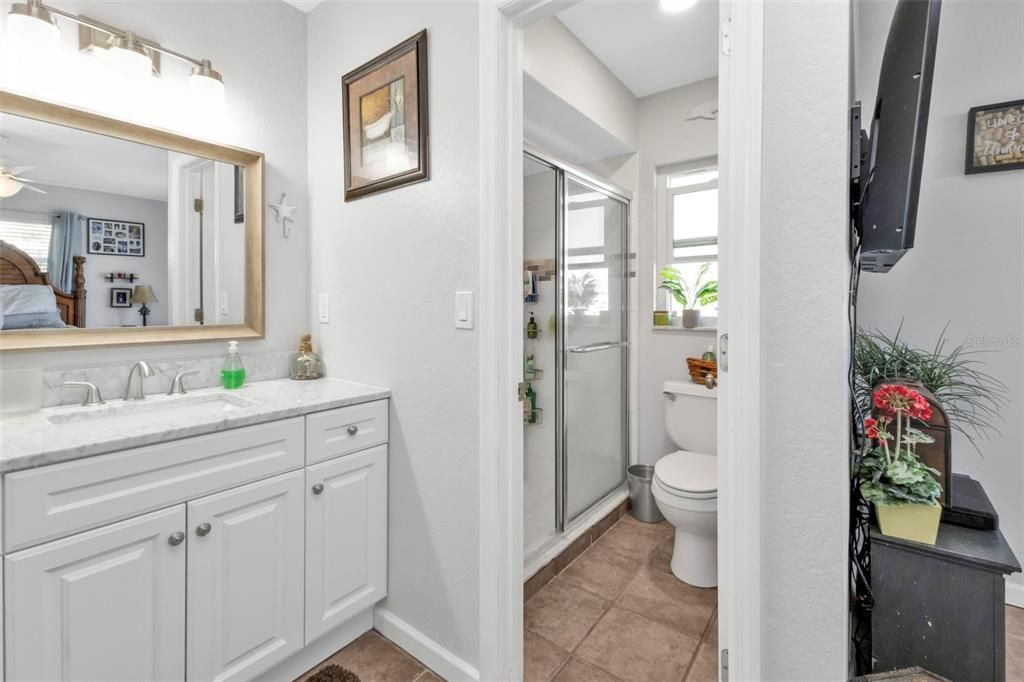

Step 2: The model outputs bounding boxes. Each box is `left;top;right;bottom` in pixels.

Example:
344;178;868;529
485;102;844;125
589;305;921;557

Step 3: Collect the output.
6;0;60;53
189;59;225;110
108;31;154;80
660;0;699;13
0;175;24;198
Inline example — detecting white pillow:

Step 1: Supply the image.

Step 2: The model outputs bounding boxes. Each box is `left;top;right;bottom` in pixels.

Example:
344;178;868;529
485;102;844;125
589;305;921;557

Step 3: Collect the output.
0;284;58;316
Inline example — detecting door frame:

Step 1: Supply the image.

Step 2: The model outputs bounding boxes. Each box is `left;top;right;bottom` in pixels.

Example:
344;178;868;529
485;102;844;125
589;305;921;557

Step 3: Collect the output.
477;1;766;679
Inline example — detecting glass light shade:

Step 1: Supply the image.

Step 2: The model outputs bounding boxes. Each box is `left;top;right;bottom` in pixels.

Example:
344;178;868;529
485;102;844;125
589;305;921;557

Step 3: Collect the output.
6;11;60;55
188;71;225;111
660;0;698;12
0;175;24;198
108;41;153;80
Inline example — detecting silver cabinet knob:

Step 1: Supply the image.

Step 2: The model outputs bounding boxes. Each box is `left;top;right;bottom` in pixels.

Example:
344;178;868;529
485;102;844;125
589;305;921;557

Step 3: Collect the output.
168;531;185;546
312;483;325;495
704;373;717;389
196;522;212;537
347;425;359;436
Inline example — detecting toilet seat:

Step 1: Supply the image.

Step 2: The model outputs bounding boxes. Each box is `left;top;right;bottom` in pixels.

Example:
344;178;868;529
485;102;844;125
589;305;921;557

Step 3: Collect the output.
654;450;717;500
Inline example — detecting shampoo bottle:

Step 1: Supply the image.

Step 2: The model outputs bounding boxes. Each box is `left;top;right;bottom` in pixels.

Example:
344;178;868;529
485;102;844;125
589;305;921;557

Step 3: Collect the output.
221;340;246;389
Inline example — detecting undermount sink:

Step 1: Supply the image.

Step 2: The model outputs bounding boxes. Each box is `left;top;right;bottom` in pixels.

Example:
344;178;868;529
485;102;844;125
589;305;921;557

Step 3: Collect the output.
47;392;259;427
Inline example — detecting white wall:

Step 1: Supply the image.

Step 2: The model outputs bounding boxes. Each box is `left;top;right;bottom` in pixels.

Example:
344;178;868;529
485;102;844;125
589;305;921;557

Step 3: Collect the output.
306;1;480;667
760;1;851;678
0;0;309;370
855;0;1024;604
2;185;169;327
523;17;638;152
635;78;719;466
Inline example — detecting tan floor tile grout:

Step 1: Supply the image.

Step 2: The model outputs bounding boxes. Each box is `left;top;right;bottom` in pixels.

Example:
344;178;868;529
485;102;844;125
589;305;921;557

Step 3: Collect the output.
527;515;712;682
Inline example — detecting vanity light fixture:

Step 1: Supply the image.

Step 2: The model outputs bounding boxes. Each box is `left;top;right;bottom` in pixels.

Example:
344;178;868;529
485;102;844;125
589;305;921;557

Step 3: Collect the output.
6;0;59;52
5;0;226;103
660;0;699;13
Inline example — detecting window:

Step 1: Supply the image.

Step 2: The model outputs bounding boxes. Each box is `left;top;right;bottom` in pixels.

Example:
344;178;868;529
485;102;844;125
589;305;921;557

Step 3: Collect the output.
0;219;52;272
655;161;719;319
566;204;609;316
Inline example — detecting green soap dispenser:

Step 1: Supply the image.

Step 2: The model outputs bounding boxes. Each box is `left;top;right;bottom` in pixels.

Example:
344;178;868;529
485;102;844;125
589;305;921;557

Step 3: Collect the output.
221;340;246;389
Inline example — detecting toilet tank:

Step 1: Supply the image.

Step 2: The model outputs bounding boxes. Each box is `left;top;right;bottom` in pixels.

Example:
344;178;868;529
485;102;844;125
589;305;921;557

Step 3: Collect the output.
663;380;717;455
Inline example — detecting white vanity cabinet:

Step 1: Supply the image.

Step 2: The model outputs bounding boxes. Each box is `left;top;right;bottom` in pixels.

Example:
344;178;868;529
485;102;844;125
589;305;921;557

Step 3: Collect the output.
187;470;305;682
305;444;388;642
2;396;389;682
5;506;187;682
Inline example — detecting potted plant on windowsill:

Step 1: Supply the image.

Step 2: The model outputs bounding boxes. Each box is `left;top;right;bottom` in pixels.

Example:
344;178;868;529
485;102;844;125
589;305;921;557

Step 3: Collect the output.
858;384;943;545
658;264;718;329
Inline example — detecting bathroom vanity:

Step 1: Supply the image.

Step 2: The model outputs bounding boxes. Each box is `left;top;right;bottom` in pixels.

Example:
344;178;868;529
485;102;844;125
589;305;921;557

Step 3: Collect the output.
0;377;390;682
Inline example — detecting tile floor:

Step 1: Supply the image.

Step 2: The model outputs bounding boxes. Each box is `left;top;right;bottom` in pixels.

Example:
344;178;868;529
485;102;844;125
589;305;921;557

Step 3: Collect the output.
524;514;718;682
292;546;1024;682
1008;604;1024;682
295;631;439;682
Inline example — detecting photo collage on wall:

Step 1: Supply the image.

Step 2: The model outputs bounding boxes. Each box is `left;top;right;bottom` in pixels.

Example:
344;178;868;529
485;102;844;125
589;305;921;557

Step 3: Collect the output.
86;218;145;257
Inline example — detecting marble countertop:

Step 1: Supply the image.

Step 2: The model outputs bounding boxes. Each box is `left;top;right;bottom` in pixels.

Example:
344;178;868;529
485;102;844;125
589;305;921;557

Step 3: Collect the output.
0;378;390;474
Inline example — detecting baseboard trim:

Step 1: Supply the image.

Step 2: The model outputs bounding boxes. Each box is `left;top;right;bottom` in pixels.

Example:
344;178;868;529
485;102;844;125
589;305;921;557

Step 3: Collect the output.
373;607;480;682
253;607;374;682
1007;581;1024;609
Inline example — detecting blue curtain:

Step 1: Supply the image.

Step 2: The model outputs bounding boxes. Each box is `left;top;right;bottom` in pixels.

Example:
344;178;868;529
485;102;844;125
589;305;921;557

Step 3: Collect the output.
49;212;83;292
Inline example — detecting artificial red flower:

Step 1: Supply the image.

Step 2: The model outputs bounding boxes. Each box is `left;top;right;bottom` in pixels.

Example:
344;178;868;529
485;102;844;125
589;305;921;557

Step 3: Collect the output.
864;417;879;439
909;394;933;422
873;384;930;422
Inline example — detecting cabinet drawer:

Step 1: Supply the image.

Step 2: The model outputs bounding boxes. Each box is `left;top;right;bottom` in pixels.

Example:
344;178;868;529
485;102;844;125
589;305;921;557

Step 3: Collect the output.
4;417;304;552
305;400;388;464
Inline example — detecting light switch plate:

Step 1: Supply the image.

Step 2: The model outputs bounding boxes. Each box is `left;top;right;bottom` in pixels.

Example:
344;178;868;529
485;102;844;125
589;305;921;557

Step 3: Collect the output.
455;291;474;329
318;293;329;324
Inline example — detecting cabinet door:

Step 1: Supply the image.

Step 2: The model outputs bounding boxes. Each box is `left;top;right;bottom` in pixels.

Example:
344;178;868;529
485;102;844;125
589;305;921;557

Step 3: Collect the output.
305;444;388;643
187;470;304;682
5;506;186;682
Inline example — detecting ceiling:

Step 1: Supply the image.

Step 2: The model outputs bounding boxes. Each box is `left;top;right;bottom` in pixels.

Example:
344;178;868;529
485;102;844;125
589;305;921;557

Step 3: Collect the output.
557;0;719;98
0;114;169;202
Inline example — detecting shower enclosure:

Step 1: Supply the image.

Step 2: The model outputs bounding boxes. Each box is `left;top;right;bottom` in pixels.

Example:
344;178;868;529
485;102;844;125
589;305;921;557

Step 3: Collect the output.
523;149;630;569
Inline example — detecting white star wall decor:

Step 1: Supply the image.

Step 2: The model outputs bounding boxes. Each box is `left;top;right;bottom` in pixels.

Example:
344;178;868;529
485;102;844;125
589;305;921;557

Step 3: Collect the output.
269;193;296;239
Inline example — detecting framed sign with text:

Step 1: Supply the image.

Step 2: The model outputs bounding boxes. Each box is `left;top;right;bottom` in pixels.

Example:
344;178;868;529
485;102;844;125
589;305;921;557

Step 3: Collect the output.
965;99;1024;174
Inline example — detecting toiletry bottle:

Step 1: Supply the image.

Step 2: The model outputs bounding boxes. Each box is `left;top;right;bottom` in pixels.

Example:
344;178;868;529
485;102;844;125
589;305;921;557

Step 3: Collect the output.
526;383;538;424
526;313;539;339
701;345;717;362
289;334;323;380
221;340;246;389
525;351;536;378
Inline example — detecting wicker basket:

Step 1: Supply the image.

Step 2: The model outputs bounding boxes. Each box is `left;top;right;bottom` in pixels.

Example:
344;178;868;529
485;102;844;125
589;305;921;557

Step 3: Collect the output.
686;358;718;384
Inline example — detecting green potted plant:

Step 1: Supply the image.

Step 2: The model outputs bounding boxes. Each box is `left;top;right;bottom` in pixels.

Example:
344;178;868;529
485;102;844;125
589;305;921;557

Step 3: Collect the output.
658;264;718;329
568;272;600;316
858;384;943;544
854;326;1007;449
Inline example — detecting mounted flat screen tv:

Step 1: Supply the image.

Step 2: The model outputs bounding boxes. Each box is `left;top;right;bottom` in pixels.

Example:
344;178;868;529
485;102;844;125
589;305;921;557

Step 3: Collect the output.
856;0;942;273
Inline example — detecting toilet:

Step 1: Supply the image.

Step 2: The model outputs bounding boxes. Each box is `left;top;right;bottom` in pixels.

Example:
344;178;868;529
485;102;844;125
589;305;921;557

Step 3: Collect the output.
651;379;718;588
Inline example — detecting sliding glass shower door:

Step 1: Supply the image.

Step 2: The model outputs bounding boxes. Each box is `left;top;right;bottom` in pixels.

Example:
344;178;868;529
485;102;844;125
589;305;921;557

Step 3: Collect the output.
560;176;629;525
522;151;629;562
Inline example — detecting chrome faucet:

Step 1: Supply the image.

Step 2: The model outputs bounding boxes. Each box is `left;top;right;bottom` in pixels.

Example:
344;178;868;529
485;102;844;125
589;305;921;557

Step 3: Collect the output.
61;381;105;406
122;361;154;401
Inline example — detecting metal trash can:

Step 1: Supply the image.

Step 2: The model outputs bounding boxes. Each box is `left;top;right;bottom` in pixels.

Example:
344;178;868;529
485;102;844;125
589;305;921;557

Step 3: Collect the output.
627;464;664;523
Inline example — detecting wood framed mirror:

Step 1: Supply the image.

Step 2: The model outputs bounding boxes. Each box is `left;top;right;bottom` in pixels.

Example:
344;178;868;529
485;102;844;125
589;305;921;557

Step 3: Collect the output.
0;90;264;350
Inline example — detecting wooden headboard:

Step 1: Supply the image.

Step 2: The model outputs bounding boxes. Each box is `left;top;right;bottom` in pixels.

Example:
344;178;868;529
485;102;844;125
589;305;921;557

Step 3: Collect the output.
0;240;86;327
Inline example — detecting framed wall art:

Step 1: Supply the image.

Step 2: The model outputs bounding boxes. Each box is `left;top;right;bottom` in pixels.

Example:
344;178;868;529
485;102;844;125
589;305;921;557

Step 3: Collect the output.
87;218;145;257
342;30;429;201
965;99;1024;174
110;287;132;308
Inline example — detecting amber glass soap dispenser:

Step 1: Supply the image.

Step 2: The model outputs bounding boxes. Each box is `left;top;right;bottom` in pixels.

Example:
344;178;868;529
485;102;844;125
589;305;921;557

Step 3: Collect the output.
289;334;323;380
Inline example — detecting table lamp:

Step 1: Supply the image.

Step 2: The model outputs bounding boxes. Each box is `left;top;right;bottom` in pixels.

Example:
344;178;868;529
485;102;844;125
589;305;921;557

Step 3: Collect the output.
132;285;158;327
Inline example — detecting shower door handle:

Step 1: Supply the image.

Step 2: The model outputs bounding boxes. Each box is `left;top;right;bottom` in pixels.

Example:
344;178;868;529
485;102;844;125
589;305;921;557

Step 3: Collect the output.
567;341;629;354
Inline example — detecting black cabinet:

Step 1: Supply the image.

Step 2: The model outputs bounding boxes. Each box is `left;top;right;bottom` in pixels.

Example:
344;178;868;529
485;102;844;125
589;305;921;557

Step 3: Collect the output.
871;523;1020;681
